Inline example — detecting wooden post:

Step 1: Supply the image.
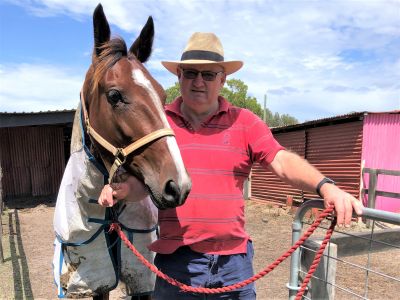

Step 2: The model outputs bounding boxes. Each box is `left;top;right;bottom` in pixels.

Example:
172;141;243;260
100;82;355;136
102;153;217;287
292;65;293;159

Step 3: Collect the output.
301;240;337;300
244;170;252;200
243;178;249;200
366;169;377;228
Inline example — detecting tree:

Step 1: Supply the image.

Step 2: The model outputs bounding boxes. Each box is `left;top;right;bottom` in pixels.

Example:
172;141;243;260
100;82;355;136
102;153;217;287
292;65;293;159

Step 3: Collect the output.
164;78;298;127
165;82;180;104
220;79;264;118
280;114;298;127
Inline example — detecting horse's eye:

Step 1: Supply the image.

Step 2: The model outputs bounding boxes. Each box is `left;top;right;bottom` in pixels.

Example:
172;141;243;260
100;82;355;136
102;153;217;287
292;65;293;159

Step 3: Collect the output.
106;89;123;106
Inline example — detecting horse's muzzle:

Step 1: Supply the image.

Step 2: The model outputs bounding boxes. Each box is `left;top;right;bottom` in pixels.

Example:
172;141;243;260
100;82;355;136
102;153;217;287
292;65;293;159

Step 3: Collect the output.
160;180;190;209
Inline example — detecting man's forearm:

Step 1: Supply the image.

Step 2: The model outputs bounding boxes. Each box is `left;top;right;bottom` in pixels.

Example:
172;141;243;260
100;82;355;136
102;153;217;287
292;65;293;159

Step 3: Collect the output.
268;149;325;193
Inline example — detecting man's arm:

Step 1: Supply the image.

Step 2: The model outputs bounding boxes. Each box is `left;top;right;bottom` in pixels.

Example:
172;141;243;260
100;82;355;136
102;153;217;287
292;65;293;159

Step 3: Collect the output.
268;149;363;227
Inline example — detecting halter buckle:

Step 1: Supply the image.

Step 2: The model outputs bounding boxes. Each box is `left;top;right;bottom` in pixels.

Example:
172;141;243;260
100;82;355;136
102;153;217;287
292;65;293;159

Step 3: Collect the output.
115;148;127;165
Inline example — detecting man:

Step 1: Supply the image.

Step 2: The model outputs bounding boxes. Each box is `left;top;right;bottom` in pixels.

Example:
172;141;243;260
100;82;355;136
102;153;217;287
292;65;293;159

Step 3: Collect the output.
99;32;363;299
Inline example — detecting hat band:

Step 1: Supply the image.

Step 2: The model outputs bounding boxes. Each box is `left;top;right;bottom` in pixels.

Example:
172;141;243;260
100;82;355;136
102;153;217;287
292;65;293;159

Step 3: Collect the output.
181;50;224;62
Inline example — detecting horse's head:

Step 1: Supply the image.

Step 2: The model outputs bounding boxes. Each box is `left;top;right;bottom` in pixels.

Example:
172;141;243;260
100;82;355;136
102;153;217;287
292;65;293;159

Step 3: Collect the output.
81;4;191;209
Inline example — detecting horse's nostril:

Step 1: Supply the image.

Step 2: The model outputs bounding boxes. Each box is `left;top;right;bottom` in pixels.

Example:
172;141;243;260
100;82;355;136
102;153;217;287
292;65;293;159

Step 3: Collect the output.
163;180;180;205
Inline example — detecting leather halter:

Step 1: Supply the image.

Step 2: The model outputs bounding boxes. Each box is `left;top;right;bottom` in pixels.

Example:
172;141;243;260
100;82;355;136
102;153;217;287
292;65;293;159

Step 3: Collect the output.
80;90;175;183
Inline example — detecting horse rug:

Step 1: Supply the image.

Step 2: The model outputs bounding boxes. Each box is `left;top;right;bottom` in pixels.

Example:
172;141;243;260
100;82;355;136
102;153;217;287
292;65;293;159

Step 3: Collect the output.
53;106;158;298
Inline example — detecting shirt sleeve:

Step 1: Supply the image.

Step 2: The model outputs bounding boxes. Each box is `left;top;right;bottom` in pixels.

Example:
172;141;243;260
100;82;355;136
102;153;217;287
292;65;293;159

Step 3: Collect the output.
245;110;285;167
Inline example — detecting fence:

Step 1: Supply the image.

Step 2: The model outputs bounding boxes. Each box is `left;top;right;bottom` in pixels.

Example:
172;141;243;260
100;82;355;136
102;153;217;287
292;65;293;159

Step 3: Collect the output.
287;199;400;300
362;168;400;227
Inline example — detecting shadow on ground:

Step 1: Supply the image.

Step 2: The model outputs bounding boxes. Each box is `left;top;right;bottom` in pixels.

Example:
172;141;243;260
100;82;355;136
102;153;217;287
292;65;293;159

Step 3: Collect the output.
4;194;56;209
1;209;34;298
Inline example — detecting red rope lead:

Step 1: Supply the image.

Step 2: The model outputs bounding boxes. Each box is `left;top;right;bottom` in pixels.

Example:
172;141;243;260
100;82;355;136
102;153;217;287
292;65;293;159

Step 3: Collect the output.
112;206;335;296
295;216;337;300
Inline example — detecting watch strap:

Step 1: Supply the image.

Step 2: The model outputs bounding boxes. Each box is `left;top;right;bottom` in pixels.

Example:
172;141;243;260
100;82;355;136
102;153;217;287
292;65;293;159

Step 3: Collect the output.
316;177;335;198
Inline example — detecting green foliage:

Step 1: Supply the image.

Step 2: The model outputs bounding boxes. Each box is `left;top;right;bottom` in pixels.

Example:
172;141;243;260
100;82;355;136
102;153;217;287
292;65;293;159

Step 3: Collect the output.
164;78;298;127
165;82;181;104
220;79;264;118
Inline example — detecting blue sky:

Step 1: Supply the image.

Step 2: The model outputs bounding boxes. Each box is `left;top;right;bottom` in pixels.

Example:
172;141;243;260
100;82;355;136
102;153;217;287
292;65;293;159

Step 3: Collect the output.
0;0;399;122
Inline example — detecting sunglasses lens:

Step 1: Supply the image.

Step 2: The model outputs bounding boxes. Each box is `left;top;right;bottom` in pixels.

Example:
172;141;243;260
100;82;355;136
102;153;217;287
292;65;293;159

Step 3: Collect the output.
182;69;220;81
183;70;198;79
201;72;216;81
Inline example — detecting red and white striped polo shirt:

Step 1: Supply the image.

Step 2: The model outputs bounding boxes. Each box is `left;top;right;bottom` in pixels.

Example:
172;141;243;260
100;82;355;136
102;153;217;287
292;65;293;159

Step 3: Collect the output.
148;96;284;255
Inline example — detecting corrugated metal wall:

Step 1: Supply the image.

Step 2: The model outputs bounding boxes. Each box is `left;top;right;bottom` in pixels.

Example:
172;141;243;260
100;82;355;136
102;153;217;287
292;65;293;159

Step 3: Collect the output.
361;113;400;212
251;120;363;205
251;130;306;204
304;121;363;199
0;126;65;198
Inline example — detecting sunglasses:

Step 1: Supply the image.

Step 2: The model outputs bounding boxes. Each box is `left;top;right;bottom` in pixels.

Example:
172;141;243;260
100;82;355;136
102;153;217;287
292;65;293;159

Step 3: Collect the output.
181;69;224;81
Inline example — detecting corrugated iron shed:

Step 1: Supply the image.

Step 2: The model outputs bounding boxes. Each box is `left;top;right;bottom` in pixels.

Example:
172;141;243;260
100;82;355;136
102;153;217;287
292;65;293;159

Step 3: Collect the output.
361;112;400;212
251;111;366;205
0;110;75;199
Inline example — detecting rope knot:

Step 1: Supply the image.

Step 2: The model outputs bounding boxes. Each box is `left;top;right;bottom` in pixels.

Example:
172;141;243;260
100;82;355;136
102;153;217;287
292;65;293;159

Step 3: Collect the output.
108;222;120;233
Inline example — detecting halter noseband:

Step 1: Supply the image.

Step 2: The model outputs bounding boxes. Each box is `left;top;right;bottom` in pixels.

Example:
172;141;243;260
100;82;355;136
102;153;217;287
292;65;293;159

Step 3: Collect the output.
80;90;175;183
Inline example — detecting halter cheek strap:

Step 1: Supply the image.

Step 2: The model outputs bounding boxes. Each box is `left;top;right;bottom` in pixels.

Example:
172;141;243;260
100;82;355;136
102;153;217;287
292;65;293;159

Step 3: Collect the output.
80;90;175;183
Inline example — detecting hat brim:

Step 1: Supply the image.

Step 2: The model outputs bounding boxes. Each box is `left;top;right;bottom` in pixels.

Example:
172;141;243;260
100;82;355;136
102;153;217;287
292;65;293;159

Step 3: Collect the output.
161;60;243;76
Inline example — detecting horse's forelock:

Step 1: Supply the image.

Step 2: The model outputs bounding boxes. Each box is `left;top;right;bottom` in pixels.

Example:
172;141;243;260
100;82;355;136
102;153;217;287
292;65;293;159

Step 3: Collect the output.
90;37;128;95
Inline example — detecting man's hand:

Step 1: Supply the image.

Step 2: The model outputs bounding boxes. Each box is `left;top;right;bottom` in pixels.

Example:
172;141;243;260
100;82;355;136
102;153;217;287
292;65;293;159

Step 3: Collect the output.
320;183;363;227
98;175;149;207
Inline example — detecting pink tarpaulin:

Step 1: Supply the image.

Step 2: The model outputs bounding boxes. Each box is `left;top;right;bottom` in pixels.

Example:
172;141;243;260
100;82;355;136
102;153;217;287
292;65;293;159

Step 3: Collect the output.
361;112;400;213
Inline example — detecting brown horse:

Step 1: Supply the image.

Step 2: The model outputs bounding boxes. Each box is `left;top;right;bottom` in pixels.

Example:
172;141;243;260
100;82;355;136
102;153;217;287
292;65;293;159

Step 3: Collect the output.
54;3;191;300
84;4;191;209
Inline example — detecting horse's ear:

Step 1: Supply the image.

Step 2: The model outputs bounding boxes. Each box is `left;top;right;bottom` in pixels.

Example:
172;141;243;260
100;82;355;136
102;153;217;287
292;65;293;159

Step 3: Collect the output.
129;16;154;63
93;4;111;57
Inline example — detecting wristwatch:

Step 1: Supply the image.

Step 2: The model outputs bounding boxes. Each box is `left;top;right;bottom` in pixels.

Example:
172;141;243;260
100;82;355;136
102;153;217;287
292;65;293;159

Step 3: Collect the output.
316;177;335;198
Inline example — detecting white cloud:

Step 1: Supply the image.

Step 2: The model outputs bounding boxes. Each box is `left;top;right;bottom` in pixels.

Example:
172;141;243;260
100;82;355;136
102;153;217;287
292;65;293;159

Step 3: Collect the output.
0;64;83;112
2;0;400;121
301;55;351;71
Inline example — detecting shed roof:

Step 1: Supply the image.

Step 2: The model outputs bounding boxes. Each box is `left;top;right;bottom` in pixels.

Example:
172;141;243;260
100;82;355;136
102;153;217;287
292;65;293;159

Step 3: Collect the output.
272;110;400;133
0;109;76;128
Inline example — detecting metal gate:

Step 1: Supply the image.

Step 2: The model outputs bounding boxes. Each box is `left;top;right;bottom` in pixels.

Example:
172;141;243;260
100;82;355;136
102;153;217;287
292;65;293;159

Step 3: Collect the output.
288;168;400;299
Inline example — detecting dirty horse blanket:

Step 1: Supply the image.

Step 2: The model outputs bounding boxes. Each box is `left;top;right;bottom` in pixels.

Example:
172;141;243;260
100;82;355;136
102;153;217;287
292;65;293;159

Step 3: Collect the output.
53;106;157;298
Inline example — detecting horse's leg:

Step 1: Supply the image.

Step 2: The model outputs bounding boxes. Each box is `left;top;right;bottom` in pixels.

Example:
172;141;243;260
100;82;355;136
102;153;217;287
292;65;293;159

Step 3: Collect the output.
93;292;109;300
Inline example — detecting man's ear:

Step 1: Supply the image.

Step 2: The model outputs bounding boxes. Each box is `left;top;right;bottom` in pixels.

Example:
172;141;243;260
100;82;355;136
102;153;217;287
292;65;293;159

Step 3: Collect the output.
220;73;226;85
177;68;182;79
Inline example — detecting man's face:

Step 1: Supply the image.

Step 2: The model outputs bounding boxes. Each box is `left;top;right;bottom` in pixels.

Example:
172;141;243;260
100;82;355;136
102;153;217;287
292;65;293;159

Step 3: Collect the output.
177;64;226;114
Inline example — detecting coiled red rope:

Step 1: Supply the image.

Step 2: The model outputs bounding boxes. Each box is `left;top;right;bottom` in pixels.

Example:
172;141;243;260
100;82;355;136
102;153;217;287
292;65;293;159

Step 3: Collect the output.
111;205;336;298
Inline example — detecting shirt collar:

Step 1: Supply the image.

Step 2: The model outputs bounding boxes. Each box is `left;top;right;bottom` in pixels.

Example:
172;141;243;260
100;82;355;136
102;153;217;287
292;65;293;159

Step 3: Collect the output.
165;96;231;118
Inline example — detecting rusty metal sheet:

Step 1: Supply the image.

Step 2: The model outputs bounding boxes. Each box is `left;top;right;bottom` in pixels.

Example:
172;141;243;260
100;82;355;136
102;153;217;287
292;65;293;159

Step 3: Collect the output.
250;121;363;205
251;130;306;205
0;126;65;198
304;121;363;199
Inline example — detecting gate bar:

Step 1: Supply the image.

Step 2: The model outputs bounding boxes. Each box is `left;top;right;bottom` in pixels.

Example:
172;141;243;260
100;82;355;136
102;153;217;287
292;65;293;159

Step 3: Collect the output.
287;199;400;300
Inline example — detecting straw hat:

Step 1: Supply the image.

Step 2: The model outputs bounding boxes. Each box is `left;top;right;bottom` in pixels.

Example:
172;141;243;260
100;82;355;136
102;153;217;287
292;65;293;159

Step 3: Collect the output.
162;32;243;75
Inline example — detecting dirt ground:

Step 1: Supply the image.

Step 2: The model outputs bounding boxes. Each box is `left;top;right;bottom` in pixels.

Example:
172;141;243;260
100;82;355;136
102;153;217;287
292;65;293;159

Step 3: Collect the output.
0;196;399;300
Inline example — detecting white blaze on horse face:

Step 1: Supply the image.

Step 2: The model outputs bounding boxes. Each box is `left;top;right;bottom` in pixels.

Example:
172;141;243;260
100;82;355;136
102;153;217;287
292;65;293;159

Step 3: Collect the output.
131;68;190;188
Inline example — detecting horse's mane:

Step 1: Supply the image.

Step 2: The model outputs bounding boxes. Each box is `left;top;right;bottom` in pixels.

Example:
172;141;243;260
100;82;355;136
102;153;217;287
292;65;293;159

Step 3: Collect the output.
91;37;128;94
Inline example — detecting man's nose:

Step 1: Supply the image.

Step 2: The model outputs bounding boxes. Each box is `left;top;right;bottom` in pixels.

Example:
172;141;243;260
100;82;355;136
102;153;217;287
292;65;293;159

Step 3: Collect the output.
192;72;205;85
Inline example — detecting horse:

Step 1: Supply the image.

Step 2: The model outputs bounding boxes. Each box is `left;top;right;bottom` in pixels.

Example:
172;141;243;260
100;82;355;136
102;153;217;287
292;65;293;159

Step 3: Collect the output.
53;3;191;299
